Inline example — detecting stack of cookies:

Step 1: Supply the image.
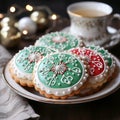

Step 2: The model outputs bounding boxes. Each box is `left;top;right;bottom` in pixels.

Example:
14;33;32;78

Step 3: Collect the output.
9;32;116;99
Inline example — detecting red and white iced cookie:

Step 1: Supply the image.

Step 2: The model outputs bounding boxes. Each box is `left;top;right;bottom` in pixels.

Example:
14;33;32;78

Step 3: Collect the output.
70;47;110;95
86;45;116;79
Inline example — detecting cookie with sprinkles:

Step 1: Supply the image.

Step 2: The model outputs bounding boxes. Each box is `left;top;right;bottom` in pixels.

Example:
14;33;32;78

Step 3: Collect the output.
35;32;85;51
9;45;54;87
33;52;89;99
70;47;110;95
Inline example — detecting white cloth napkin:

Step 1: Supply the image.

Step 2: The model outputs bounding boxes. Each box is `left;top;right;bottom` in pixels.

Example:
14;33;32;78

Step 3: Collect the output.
0;45;40;120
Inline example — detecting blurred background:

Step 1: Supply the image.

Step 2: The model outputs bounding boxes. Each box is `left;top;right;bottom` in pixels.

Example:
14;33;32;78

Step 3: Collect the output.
0;0;119;50
0;0;120;17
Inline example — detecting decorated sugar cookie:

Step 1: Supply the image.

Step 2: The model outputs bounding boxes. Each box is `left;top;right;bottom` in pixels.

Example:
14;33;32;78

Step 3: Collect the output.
35;32;85;51
9;45;54;87
87;45;116;78
33;52;89;99
70;47;110;95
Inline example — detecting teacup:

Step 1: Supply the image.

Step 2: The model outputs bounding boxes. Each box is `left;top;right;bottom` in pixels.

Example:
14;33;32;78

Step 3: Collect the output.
67;1;120;46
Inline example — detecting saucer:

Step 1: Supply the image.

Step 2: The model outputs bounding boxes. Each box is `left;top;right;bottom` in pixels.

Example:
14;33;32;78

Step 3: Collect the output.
2;55;120;104
62;26;120;49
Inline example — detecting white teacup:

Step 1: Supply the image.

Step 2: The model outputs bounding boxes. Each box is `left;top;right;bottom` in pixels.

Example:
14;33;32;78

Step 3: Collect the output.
67;1;120;46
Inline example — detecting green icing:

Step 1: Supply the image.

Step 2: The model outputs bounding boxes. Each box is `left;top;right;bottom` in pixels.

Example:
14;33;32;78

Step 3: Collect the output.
15;46;53;73
88;46;112;66
37;53;84;88
38;32;79;51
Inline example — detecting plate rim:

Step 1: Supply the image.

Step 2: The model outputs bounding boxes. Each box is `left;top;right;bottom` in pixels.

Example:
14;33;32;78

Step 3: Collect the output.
2;55;120;104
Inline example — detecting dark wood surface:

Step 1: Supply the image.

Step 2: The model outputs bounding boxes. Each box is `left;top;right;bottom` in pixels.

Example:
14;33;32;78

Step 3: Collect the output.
7;17;120;120
29;88;120;120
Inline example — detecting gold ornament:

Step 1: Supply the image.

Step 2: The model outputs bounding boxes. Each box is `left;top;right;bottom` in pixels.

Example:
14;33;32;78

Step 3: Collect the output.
0;23;1;30
30;11;47;21
0;13;4;30
0;26;21;48
30;11;48;30
1;16;17;27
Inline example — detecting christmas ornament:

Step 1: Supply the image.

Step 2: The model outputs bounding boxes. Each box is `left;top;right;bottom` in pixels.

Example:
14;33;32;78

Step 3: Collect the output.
30;11;48;30
0;13;4;29
1;16;17;27
30;11;47;21
18;17;37;35
0;26;21;48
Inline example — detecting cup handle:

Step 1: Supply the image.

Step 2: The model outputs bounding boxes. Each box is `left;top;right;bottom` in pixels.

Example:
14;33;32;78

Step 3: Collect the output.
104;13;120;48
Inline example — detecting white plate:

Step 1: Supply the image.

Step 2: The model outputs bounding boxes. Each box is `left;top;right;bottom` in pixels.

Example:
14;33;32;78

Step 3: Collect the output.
62;26;120;49
2;55;120;104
